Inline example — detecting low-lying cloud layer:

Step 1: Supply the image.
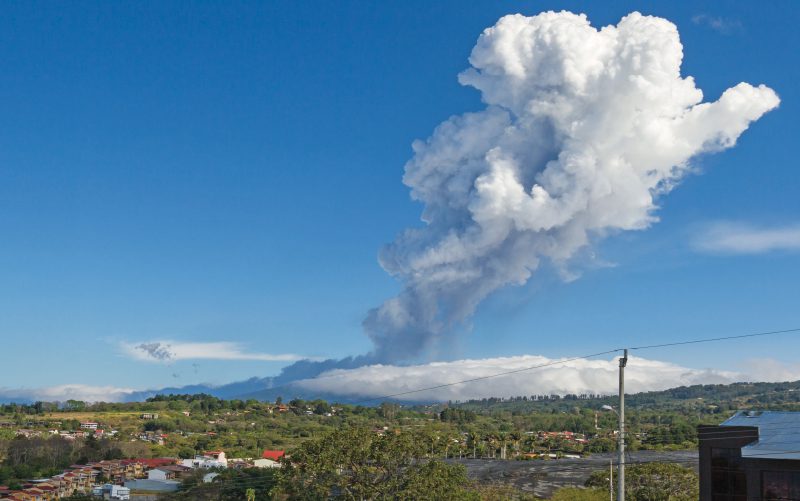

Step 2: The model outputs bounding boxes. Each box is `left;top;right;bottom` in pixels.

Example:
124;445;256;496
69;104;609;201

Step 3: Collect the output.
293;355;742;402
363;11;779;362
693;222;800;254
0;384;135;403
122;341;306;363
4;355;798;403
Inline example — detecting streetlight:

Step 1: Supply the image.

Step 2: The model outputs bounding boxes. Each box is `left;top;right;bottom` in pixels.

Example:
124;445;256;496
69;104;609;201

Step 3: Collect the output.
600;405;618;501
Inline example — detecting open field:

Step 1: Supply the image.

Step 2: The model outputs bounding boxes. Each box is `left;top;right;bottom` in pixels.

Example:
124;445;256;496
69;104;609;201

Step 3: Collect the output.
451;450;699;498
41;412;143;420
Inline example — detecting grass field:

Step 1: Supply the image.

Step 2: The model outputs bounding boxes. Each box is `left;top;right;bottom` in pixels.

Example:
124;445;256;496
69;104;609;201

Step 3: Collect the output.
42;411;144;420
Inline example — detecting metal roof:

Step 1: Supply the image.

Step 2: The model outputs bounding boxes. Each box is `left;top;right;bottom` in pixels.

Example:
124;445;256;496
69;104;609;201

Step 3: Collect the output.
722;411;800;460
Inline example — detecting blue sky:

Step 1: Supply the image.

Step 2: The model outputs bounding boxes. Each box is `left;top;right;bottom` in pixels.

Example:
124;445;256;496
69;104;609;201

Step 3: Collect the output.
0;1;798;397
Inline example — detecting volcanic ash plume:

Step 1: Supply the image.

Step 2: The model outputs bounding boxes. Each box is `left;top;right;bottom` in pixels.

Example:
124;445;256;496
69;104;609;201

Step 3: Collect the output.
364;11;779;361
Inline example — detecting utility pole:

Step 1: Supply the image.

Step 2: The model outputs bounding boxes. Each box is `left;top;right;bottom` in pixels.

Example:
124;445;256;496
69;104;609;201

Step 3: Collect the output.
618;349;628;501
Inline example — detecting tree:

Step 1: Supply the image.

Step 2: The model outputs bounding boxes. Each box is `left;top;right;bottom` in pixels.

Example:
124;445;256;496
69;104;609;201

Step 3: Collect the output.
390;461;479;501
467;431;479;459
64;400;86;411
498;431;508;460
585;462;698;501
509;431;522;458
272;427;476;500
313;401;331;415
378;402;400;420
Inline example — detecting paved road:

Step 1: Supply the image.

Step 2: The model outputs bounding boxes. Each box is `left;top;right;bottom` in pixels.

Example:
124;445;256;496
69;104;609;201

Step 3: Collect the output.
449;450;698;498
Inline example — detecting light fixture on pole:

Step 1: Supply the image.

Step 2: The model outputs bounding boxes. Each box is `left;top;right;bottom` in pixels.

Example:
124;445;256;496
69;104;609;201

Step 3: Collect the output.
600;404;619;501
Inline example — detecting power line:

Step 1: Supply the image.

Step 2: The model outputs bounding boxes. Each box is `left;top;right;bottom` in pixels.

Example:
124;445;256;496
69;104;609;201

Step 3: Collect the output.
628;327;800;351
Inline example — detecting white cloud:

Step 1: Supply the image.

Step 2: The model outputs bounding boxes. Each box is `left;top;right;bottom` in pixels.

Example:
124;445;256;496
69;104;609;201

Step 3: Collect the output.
294;354;741;402
121;340;307;363
364;11;779;362
2;355;797;404
691;14;743;34
693;222;800;254
742;358;800;382
0;384;135;403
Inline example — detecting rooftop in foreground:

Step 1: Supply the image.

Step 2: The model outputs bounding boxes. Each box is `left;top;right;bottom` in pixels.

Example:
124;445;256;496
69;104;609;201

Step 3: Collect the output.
721;410;800;460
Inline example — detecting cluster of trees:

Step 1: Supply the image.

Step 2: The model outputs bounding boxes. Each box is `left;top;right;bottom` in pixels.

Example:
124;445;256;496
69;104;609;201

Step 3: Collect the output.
461;394;612;406
272;427;481;500
582;462;699;500
439;408;477;424
155;468;279;501
161;427;698;500
0;393;717;471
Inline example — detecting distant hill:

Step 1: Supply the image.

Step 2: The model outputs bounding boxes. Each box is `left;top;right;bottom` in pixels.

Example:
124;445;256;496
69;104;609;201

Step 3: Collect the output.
445;380;800;414
120;376;348;404
120;378;800;412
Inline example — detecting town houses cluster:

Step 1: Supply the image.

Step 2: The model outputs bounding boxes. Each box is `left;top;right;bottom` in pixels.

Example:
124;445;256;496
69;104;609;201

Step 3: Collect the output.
0;449;285;500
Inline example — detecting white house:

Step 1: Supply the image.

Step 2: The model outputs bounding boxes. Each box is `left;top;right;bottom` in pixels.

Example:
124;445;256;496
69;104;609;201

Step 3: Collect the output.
255;450;285;468
79;422;98;430
96;484;130;500
110;485;131;500
252;458;280;468
181;450;227;469
148;468;171;481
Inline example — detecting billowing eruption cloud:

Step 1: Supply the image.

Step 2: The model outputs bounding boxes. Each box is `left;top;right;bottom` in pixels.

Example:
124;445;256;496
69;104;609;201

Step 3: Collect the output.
363;11;779;362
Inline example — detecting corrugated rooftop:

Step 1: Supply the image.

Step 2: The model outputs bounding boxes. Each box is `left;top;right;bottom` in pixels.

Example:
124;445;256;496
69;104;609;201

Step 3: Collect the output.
722;411;800;460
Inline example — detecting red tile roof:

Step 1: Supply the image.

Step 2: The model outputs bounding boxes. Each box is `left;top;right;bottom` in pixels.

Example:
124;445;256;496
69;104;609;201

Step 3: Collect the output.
261;450;285;461
135;458;178;468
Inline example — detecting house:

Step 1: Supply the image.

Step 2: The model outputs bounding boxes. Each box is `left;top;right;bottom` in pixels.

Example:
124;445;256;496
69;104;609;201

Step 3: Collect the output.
253;458;280;468
136;430;165;445
181;450;227;469
698;411;800;500
253;450;285;468
79;422;98;430
135;458;178;470
140;413;159;419
146;465;189;481
93;484;131;500
122;478;180;493
148;468;176;481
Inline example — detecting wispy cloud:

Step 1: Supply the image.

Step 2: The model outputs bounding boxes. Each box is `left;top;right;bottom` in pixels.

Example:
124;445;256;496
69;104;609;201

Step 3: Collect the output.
294;355;740;401
121;340;308;363
693;222;800;254
691;14;743;34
